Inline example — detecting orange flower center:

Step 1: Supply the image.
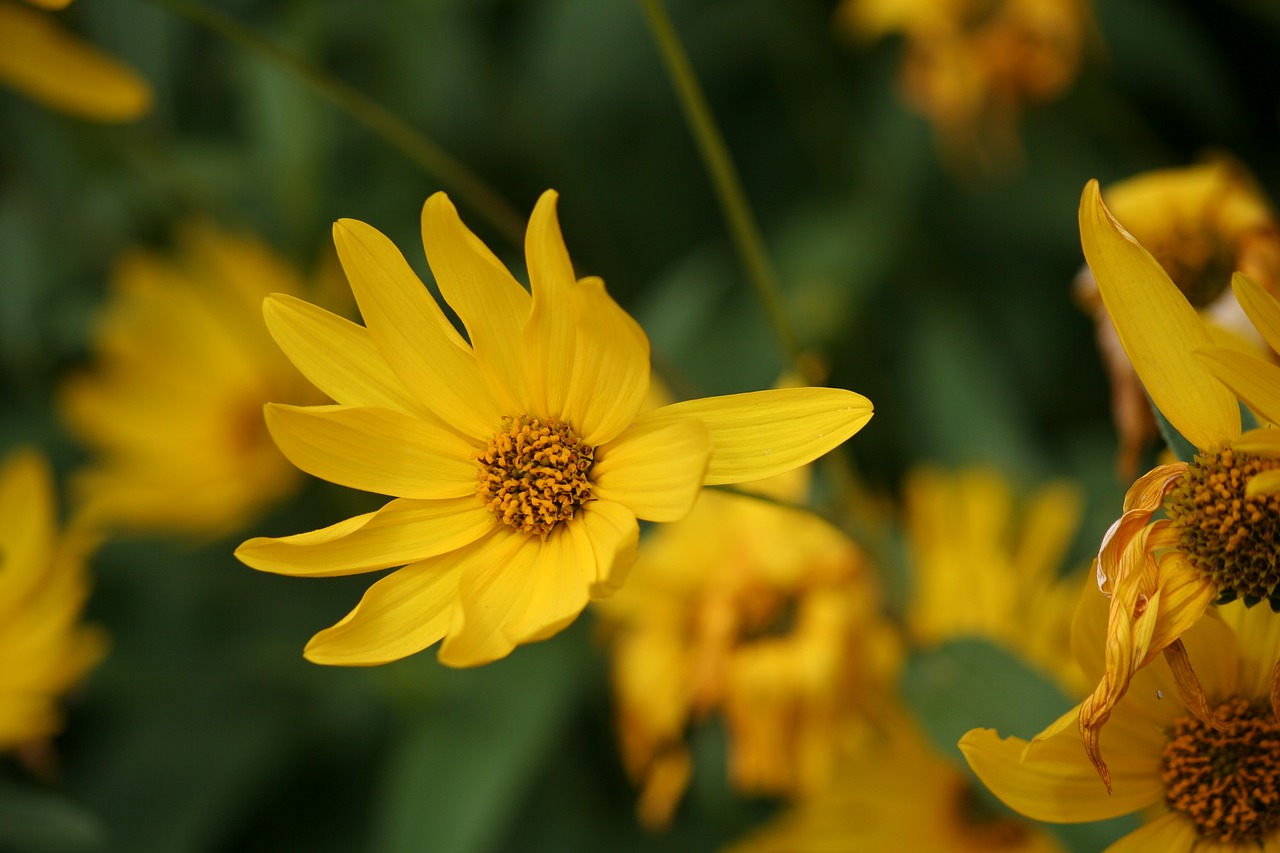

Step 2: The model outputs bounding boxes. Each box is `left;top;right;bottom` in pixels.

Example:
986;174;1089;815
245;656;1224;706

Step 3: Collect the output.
1145;227;1237;308
1166;447;1280;608
1161;696;1280;843
475;415;595;536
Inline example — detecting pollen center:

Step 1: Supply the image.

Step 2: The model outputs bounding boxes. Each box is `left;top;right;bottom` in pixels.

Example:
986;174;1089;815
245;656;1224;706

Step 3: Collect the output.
476;415;595;536
1161;696;1280;843
1166;447;1280;607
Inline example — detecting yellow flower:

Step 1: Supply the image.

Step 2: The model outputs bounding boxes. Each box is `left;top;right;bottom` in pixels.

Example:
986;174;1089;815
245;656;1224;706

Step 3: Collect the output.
963;584;1280;851
837;0;1091;170
595;474;897;829
1071;177;1269;788
904;466;1087;694
0;448;106;752
1074;161;1280;474
732;719;1063;853
61;224;319;538
0;0;150;121
235;191;874;669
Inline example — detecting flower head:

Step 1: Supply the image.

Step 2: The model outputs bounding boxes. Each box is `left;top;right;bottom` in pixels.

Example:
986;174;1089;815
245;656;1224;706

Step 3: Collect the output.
904;466;1087;694
236;191;873;669
838;0;1092;170
0;448;105;753
60;224;320;538
595;470;896;828
963;582;1280;851
0;0;150;121
1071;177;1280;787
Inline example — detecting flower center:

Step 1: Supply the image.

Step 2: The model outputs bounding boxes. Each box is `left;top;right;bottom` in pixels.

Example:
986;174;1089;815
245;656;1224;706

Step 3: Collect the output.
1166;447;1280;608
1161;696;1280;843
951;781;1030;849
475;415;595;536
1145;227;1236;308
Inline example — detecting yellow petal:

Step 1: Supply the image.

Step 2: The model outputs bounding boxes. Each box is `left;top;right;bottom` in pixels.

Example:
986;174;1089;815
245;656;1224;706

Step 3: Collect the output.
959;725;1162;823
235;496;493;577
262;293;428;418
0;449;55;615
0;4;150;121
1232;272;1280;358
503;522;594;644
593;419;711;522
1233;427;1280;455
332;218;501;438
579;499;639;596
523;191;576;419
1247;469;1280;497
438;532;543;667
637;388;873;485
421;193;530;413
1196;346;1280;426
301;539;495;666
265;403;478;499
564;276;651;446
1102;812;1197;853
1079;179;1240;448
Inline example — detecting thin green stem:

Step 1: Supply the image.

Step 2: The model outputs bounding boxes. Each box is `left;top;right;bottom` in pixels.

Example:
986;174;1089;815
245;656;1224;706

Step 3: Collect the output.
141;0;526;245
638;0;809;379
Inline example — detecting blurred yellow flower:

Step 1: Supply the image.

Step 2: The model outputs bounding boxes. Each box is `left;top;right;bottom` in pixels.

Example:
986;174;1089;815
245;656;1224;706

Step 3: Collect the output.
904;466;1087;694
0;448;105;753
595;471;897;829
837;0;1091;170
1075;161;1280;474
964;586;1280;851
733;718;1062;853
0;0;150;121
61;224;319;538
1072;178;1276;788
235;190;874;669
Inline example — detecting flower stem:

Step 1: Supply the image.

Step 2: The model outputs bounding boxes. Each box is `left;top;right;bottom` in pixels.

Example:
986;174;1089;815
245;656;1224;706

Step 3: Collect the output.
638;0;807;378
140;0;526;246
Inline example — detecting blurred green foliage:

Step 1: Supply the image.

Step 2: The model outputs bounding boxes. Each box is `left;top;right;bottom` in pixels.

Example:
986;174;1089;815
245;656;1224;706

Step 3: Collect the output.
3;0;1280;850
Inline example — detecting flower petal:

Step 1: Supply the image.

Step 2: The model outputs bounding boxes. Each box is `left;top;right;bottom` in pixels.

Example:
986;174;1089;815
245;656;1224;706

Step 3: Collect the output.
235;496;493;577
332;218;501;438
438;533;543;667
262;293;429;417
421;193;530;413
1102;812;1197;853
637;388;873;485
522;191;577;419
1197;346;1280;426
1232;272;1280;358
1079;179;1240;448
265;404;478;499
504;522;595;644
301;538;498;666
565;276;651;446
0;4;150;122
580;499;639;596
1247;469;1280;497
0;450;55;621
959;724;1162;824
593;419;711;522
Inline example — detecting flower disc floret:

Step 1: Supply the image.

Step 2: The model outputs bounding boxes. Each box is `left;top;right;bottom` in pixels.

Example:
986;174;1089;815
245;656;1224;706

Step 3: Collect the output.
1166;447;1280;607
1161;696;1280;843
477;415;595;536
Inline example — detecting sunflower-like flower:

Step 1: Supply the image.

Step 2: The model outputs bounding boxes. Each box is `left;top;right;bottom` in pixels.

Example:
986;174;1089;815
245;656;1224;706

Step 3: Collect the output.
1075;161;1280;474
837;0;1091;170
904;466;1087;694
235;191;874;669
60;224;321;538
963;581;1280;851
0;448;106;754
733;717;1063;853
0;0;150;121
595;467;896;828
1072;178;1280;788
